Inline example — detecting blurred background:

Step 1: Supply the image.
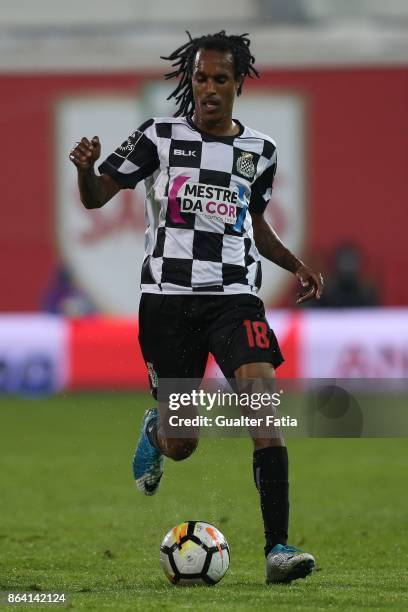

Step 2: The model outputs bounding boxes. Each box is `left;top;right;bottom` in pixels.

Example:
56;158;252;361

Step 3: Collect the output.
0;0;407;393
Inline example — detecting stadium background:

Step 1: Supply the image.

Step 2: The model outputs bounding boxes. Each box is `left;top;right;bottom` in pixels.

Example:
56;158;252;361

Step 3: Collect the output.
1;3;407;610
1;1;407;393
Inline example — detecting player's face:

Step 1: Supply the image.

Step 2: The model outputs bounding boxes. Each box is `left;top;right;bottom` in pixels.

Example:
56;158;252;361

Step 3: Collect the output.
191;48;242;128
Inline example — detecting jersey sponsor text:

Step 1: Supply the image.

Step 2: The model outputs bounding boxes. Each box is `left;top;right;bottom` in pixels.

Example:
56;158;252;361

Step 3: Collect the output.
179;181;239;224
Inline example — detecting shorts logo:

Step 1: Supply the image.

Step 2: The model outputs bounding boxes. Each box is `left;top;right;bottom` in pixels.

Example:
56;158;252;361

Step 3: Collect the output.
147;362;158;389
236;152;256;179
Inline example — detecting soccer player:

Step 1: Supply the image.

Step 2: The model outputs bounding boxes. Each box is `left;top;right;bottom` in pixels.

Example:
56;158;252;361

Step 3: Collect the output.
69;31;323;584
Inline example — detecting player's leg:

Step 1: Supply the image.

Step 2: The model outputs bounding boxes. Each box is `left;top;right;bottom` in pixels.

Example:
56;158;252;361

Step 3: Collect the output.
146;400;200;462
209;295;315;583
133;404;199;497
235;361;288;549
235;361;315;583
133;294;208;495
139;294;208;462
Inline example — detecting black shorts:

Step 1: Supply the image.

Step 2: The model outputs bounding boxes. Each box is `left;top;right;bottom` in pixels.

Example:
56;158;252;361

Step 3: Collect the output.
138;293;284;395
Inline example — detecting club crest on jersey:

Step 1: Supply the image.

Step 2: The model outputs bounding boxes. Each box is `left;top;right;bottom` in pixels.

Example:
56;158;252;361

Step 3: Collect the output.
236;152;256;179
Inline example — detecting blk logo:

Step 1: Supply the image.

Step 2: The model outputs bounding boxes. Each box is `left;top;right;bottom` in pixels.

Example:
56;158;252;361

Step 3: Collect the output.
174;149;197;157
170;140;202;167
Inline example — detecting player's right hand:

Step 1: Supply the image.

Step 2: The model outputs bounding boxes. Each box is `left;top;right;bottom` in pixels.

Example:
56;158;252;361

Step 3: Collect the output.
69;136;101;172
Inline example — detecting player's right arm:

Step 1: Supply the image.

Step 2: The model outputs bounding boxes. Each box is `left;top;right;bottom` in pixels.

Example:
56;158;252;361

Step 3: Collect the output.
69;136;121;209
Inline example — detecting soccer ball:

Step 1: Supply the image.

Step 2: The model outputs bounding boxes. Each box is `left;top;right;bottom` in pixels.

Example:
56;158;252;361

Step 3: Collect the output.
160;521;230;585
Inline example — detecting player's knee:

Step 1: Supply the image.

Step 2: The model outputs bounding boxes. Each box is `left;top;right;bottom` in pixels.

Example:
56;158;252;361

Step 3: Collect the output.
167;437;198;461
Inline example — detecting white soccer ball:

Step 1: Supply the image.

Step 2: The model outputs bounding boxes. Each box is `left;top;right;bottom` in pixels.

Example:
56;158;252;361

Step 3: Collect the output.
160;521;230;585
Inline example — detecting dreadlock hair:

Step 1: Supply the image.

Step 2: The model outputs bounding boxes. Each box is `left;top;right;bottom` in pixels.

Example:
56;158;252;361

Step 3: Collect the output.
161;30;259;117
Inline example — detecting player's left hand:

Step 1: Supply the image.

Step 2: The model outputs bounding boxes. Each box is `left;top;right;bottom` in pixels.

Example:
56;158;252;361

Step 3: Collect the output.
295;265;324;304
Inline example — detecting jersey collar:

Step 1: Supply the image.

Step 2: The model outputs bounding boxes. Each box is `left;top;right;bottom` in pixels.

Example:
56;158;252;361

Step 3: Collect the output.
185;115;244;142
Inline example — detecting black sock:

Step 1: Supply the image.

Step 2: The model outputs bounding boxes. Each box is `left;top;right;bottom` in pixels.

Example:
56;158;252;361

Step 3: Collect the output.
253;446;289;557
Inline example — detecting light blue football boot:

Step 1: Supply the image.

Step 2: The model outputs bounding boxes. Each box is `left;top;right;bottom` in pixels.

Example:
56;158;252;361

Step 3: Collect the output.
266;544;315;584
132;409;164;496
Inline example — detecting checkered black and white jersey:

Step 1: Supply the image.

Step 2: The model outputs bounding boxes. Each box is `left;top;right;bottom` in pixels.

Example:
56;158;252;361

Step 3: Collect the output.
98;116;277;295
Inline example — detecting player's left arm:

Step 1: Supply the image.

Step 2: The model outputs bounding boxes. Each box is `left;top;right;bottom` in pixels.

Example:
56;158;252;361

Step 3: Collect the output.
250;147;323;304
252;213;323;304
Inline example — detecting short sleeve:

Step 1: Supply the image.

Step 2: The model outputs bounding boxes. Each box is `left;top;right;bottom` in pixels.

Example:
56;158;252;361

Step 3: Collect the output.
248;150;277;214
98;118;160;189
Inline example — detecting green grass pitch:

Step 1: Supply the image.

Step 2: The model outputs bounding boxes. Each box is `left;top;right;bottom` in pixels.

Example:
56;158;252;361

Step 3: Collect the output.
0;393;407;611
